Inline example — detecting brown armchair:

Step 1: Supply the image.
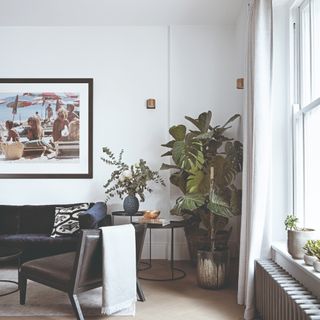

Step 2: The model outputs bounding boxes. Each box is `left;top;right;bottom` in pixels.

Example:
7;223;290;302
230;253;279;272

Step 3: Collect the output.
19;224;147;320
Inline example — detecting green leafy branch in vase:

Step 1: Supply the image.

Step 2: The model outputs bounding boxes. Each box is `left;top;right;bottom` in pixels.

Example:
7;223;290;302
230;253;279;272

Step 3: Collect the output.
102;147;165;202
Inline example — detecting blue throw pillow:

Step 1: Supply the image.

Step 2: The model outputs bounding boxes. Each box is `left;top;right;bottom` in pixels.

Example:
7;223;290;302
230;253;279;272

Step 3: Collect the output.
78;202;107;229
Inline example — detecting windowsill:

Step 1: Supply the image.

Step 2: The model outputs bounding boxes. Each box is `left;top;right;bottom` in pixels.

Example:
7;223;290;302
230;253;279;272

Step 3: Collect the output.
271;242;320;298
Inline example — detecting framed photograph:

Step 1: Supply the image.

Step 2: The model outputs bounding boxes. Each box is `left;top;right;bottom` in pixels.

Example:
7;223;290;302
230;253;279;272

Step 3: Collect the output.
0;78;93;178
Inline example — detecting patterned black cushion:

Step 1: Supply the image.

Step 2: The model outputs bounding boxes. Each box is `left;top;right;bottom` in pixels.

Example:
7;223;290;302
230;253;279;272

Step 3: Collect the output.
51;203;89;237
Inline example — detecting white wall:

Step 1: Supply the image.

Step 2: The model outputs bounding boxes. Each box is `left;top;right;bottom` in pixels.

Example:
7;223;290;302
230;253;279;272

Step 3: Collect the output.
0;24;245;259
169;25;245;257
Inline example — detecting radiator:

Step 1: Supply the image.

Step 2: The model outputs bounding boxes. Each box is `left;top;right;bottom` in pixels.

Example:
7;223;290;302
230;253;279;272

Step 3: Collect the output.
255;260;320;320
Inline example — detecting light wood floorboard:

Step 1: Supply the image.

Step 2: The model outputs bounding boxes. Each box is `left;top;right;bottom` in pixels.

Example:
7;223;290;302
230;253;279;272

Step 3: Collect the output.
0;260;244;320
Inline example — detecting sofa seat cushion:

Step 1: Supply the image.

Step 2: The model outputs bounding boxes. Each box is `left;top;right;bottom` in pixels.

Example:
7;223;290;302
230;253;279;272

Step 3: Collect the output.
21;252;76;289
0;234;79;261
0;234;78;244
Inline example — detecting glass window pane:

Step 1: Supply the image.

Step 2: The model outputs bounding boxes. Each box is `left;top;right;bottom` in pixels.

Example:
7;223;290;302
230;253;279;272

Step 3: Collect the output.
304;105;320;227
300;1;311;107
311;0;320;101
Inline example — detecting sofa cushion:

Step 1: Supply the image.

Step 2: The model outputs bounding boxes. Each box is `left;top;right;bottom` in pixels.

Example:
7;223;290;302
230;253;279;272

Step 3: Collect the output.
0;234;79;261
19;205;56;234
79;202;107;229
0;205;20;234
51;203;89;237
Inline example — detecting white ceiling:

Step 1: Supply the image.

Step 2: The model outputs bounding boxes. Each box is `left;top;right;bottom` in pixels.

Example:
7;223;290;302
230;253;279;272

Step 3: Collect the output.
0;0;246;26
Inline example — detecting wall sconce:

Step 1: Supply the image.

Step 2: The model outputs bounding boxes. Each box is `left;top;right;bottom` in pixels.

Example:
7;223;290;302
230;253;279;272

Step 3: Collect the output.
146;98;156;109
236;78;244;90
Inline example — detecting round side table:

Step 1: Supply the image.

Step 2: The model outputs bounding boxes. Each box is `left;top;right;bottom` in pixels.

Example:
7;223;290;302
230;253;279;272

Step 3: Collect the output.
111;211;144;224
0;247;22;297
137;220;186;281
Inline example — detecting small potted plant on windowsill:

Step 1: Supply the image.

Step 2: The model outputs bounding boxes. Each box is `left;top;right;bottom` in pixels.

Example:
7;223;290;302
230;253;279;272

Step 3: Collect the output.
312;241;320;272
303;240;318;266
285;215;317;259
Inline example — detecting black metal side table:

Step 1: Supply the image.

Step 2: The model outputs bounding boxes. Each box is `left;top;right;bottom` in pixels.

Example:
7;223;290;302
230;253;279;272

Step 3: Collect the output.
111;211;144;224
0;247;22;297
137;220;186;281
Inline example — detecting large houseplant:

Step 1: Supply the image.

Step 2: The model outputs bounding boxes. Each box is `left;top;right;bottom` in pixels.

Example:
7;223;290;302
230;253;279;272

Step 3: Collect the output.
161;110;242;288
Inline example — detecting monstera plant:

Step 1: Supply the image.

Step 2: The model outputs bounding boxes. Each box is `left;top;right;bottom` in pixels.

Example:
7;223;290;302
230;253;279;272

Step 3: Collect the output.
161;111;243;260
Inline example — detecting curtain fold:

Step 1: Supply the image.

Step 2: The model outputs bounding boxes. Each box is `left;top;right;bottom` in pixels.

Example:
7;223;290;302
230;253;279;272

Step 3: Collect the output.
237;0;273;319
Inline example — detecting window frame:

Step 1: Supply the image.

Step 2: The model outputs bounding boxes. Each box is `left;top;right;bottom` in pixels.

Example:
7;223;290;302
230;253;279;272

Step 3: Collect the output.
292;0;320;226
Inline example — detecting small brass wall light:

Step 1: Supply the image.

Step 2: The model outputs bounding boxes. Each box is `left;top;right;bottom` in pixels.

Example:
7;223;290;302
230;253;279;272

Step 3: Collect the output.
146;98;156;109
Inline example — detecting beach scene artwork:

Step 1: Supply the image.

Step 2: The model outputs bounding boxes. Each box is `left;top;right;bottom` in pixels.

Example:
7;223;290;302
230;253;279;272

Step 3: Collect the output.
0;91;81;163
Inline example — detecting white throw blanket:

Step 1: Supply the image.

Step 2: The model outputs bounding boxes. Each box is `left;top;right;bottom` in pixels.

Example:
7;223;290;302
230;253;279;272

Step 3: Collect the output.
100;224;137;316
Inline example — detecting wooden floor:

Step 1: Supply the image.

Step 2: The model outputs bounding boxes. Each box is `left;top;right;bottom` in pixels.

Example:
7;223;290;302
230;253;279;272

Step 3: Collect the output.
1;260;244;320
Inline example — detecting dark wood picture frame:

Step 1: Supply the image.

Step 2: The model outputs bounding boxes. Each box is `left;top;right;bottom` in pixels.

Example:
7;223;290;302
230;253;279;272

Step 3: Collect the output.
0;78;93;179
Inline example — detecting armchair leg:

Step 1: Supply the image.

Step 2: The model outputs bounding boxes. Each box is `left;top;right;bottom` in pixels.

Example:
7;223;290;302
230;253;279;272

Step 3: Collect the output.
137;279;145;302
69;294;84;320
19;272;27;305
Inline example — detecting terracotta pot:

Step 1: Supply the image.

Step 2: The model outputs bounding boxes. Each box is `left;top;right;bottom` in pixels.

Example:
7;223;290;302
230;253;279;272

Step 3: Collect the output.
287;229;317;259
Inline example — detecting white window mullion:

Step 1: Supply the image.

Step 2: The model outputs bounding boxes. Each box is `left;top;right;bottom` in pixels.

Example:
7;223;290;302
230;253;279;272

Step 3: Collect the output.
299;0;311;107
293;105;305;222
311;0;320;101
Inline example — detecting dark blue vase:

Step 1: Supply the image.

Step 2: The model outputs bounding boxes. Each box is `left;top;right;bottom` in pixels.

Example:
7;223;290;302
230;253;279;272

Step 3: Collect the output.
123;195;139;215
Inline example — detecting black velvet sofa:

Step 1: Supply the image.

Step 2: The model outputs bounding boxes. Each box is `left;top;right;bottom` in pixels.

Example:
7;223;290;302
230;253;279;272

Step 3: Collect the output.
0;202;111;262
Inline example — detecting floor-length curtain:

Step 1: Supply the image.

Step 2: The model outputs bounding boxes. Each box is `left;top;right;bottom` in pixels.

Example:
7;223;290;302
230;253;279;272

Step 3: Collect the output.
237;0;273;319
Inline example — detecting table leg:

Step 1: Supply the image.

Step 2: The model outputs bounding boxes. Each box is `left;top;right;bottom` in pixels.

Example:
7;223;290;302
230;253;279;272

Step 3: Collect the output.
138;226;186;281
171;227;174;279
149;228;152;267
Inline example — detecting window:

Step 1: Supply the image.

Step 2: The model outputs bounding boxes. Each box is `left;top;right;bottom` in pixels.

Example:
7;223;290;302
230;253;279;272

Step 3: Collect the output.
293;0;320;228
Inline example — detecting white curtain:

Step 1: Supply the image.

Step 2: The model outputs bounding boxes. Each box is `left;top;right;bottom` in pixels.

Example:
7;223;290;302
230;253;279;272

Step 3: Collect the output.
237;0;273;319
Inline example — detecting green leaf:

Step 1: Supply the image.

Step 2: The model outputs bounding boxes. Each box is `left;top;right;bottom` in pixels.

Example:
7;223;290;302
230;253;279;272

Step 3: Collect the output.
161;140;175;148
169;125;186;141
222;114;240;128
230;187;242;215
160;163;180;170
170;206;182;216
185;111;212;133
170;171;188;194
211;155;237;187
187;168;209;193
195;131;214;140
175;193;206;213
225;141;243;172
161;151;173;157
185;116;201;131
208;193;233;218
172;140;204;171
